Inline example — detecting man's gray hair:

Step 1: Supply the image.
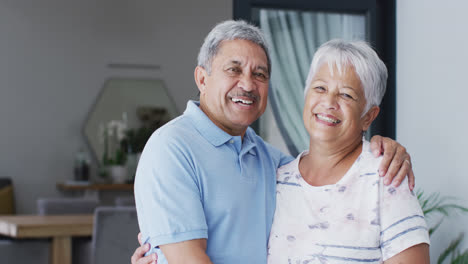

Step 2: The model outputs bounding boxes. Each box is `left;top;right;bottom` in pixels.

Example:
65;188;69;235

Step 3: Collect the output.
197;20;271;75
304;39;388;113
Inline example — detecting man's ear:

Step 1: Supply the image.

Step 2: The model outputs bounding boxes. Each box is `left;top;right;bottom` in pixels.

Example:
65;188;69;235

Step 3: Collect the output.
194;66;208;94
361;106;380;132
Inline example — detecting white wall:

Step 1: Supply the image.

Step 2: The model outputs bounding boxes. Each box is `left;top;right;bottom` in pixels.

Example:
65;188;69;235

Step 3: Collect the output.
397;0;468;260
0;0;231;213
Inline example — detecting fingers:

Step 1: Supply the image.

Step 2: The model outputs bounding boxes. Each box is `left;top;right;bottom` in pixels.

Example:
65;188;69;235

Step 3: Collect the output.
385;154;410;188
135;253;157;264
382;146;409;187
407;164;415;191
131;243;151;264
378;140;398;178
370;135;384;157
138;232;143;246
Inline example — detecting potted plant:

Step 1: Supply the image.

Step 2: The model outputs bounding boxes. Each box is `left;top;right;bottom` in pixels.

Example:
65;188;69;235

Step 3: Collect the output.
101;118;129;183
417;190;468;263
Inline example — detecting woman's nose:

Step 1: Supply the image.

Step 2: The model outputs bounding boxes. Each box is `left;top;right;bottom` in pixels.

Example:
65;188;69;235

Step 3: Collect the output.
322;93;338;109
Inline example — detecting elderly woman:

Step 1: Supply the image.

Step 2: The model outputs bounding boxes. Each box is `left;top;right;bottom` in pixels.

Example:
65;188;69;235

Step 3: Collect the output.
267;40;430;263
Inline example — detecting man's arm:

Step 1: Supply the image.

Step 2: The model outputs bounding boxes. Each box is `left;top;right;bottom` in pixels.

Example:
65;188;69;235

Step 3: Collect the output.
160;239;212;264
369;135;415;190
384;243;430;264
135;131;209;264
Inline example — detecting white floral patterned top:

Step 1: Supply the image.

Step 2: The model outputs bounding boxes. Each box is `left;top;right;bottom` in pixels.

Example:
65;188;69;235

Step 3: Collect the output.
268;140;429;264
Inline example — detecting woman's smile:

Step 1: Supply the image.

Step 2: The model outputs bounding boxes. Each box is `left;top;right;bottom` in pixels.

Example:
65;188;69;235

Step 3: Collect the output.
315;113;341;125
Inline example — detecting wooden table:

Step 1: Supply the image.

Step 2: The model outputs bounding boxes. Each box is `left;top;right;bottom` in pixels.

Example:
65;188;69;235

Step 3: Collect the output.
0;214;93;264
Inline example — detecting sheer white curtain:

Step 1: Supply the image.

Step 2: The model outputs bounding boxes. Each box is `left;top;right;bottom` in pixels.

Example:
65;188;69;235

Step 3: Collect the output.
259;9;366;156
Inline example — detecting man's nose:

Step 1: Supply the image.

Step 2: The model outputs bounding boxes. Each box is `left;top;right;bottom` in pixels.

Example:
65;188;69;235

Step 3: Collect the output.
237;74;256;91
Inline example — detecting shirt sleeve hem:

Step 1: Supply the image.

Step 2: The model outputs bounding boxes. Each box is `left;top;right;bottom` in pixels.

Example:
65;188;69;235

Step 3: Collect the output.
148;229;208;249
382;231;430;261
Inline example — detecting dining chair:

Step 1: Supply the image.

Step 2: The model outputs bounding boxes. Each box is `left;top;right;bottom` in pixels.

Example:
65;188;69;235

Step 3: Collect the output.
0;239;49;264
37;197;100;264
37;197;100;215
115;195;136;206
91;206;139;264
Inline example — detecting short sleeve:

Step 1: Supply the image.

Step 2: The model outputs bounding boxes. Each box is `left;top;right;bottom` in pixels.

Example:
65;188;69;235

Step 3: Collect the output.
134;130;208;256
379;177;430;260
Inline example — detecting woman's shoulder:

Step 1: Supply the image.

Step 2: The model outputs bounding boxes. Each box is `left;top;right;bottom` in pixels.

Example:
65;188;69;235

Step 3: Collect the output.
276;151;304;182
357;140;384;172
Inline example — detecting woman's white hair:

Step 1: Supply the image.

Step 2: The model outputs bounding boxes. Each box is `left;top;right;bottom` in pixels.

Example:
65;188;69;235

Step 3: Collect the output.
304;39;388;113
197;20;271;75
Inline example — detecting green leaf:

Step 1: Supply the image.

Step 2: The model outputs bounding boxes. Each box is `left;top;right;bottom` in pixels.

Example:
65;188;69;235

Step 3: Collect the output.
429;220;443;236
416;190;468;219
451;249;468;264
416;190;468;263
437;233;464;264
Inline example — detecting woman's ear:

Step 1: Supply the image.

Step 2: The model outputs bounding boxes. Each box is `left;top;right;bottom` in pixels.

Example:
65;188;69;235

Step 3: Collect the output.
194;66;208;94
361;106;380;132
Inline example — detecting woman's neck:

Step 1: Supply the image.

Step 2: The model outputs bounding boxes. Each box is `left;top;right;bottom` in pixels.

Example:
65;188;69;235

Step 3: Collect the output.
299;136;363;186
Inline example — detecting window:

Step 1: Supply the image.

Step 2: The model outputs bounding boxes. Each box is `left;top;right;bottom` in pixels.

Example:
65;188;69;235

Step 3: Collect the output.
234;0;396;155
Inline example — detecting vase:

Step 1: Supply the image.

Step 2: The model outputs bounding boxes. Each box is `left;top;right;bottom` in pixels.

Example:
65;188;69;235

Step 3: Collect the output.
108;165;127;184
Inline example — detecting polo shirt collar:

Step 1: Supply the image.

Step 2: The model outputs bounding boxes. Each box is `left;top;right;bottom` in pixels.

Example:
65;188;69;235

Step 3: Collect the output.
242;128;257;156
184;100;236;147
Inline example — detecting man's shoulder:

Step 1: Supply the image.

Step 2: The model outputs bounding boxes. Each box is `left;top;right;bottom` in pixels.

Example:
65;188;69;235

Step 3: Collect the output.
141;115;200;155
153;114;195;140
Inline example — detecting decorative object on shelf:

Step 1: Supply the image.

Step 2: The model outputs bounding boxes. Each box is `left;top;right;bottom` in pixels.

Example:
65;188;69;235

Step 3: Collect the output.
99;113;128;183
73;148;91;182
100;113;128;166
107;165;128;184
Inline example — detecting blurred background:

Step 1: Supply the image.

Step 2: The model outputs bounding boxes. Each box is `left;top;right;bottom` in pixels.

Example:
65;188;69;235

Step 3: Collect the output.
0;0;466;263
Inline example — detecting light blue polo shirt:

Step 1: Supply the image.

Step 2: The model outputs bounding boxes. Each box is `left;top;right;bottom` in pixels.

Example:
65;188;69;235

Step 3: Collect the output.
135;100;293;264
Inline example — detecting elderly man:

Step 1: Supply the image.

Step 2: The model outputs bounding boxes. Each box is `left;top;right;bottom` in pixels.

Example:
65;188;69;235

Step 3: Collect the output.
132;20;413;264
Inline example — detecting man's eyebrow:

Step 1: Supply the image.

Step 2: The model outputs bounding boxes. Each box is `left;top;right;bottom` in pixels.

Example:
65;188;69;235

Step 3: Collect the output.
227;60;241;66
256;66;269;73
225;61;268;73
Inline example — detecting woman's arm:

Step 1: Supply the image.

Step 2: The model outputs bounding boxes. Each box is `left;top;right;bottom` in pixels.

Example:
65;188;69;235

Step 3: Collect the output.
384;243;430;264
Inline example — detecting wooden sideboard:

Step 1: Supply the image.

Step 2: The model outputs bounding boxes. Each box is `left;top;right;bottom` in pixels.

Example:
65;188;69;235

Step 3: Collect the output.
57;182;134;191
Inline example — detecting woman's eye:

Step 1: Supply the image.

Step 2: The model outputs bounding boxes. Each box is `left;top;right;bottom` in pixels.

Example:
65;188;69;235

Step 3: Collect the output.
314;86;326;92
340;93;355;100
